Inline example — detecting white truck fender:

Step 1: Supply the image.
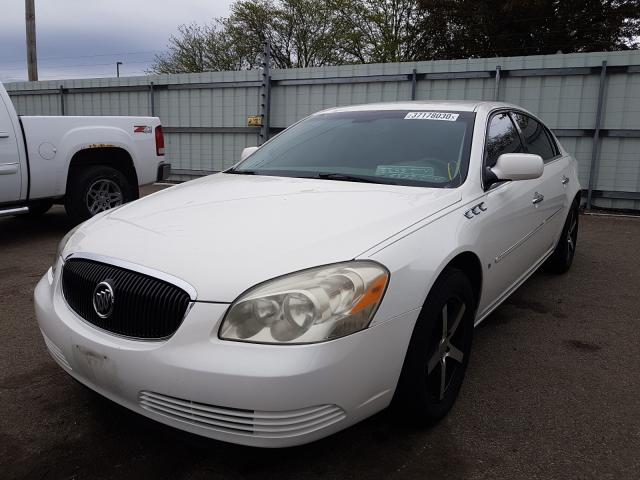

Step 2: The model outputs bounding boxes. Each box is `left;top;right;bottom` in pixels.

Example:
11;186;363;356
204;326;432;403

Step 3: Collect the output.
29;125;137;199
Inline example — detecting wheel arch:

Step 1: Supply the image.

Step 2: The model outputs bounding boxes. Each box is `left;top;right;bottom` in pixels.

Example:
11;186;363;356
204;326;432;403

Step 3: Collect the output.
573;189;582;206
66;147;139;199
442;251;483;310
430;250;483;314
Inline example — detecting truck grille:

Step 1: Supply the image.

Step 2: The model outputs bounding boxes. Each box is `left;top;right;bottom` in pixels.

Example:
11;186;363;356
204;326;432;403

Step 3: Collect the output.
61;258;191;339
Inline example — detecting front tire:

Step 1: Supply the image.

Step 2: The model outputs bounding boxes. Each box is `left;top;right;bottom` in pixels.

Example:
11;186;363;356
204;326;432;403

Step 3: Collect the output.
394;268;475;424
65;166;135;223
545;199;579;274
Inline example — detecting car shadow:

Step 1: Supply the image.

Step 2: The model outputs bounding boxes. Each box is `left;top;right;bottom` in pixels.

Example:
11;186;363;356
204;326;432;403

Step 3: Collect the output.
0;206;75;247
72;386;469;479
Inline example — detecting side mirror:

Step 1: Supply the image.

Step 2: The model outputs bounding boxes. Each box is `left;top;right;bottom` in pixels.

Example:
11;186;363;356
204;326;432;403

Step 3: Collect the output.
490;153;543;182
240;146;259;162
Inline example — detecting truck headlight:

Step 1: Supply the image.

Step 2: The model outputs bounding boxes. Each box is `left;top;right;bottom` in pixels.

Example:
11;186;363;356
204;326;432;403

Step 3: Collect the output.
219;261;389;344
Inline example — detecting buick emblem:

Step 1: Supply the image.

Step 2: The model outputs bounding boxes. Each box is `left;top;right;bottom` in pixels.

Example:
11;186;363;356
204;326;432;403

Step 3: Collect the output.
93;280;115;319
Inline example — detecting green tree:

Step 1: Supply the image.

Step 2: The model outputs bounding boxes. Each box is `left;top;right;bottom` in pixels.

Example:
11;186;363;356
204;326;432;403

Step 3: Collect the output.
151;0;351;73
330;0;428;63
415;0;640;59
151;23;247;74
150;0;640;74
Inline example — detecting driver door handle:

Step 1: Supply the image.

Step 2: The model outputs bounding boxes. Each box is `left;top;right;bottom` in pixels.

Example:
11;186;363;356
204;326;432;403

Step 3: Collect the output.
0;132;10;138
532;192;544;204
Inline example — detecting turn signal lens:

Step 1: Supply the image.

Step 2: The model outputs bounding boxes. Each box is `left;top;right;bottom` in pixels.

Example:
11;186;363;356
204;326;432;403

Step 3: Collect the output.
219;261;389;344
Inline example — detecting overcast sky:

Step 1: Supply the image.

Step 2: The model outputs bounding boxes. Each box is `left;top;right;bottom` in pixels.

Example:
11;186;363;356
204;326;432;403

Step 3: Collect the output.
0;0;234;82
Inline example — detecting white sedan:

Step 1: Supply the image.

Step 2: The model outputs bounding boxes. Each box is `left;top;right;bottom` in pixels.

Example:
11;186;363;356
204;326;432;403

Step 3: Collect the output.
35;101;581;447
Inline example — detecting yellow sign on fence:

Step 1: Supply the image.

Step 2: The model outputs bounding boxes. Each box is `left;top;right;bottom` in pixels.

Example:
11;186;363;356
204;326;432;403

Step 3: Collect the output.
247;115;262;127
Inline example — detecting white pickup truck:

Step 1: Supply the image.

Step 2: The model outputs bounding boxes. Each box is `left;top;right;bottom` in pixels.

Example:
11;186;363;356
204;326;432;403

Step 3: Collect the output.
0;82;170;222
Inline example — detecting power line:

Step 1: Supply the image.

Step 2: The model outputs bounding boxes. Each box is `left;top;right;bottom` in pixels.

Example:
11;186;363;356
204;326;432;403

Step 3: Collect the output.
0;59;155;72
0;49;162;65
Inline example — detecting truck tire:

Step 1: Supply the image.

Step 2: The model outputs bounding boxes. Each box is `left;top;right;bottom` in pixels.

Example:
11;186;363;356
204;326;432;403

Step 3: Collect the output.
65;166;135;223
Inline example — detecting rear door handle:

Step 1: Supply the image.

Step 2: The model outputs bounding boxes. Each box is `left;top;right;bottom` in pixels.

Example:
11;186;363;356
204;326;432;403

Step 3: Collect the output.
532;192;544;204
561;175;569;185
0;132;10;138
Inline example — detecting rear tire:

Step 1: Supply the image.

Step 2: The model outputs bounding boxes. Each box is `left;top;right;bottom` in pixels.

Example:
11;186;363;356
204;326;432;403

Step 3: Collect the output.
545;199;579;274
65;166;135;223
394;268;475;424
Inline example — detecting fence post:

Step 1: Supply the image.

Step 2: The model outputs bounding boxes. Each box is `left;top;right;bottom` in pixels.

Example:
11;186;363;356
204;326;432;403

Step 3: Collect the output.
410;68;417;100
59;85;65;115
149;82;155;117
493;65;501;101
259;42;272;145
586;61;608;210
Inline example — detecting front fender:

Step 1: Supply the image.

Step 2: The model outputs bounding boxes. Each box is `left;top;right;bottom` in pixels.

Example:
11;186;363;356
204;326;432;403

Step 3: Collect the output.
363;203;481;328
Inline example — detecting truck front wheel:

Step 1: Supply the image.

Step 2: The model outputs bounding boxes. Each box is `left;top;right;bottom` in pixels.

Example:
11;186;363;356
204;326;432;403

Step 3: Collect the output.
65;166;136;223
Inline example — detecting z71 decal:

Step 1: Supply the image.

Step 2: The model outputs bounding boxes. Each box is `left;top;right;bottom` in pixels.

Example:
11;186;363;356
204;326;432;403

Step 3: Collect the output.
134;125;152;133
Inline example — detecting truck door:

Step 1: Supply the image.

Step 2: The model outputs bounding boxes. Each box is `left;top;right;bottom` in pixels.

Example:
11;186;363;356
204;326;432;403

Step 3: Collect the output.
0;94;22;203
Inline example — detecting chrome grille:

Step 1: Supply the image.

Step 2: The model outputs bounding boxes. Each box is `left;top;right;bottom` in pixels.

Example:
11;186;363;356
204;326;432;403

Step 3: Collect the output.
61;258;191;339
139;391;346;438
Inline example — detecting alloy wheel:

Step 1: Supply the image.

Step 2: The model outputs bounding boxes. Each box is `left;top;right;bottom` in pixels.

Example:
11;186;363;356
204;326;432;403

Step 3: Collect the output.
86;179;123;215
427;298;467;401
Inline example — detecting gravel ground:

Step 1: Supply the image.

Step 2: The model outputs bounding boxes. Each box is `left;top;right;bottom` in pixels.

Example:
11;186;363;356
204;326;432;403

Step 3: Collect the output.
1;186;639;479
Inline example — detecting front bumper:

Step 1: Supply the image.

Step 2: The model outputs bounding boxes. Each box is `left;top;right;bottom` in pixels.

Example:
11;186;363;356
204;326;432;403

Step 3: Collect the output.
34;268;418;447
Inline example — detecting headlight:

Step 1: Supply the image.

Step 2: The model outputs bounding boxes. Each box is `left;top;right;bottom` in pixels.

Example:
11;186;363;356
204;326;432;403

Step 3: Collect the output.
52;224;81;274
219;261;389;344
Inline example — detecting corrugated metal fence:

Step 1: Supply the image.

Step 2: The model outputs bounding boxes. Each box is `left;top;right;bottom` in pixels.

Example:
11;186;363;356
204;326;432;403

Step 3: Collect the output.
5;50;640;210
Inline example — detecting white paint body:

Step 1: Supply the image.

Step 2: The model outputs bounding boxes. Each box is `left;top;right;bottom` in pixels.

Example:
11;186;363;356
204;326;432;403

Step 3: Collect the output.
0;83;163;205
34;100;581;447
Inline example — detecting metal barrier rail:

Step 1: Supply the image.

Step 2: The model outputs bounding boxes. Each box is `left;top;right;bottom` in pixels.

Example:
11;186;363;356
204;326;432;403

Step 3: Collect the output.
7;61;640;207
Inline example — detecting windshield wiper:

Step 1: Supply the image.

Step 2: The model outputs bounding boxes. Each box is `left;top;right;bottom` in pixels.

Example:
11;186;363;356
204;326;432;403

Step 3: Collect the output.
226;169;256;175
316;173;396;185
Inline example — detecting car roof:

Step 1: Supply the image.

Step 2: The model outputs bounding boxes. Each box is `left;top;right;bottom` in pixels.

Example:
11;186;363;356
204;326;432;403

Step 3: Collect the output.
318;100;523;114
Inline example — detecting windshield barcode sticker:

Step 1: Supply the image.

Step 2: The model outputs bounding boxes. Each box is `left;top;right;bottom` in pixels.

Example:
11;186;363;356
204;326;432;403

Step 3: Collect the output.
404;112;459;121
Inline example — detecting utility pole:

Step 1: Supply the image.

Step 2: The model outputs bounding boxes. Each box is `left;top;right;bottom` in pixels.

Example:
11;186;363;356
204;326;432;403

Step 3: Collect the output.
116;61;123;78
25;0;38;81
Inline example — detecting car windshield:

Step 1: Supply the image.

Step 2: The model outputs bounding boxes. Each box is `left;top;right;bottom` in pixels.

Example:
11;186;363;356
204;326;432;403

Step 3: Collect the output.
229;110;475;187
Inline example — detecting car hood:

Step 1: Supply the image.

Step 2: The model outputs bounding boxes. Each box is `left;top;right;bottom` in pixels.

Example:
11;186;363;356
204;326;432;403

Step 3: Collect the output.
65;173;461;302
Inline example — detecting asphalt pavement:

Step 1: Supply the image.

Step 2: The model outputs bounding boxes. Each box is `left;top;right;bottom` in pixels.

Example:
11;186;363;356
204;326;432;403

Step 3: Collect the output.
1;187;639;479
